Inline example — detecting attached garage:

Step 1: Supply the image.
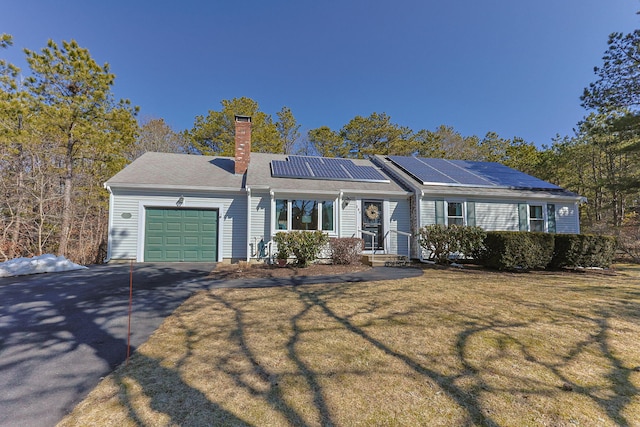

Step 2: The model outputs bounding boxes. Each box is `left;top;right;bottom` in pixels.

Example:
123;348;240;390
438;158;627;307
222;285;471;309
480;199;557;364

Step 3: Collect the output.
144;208;218;262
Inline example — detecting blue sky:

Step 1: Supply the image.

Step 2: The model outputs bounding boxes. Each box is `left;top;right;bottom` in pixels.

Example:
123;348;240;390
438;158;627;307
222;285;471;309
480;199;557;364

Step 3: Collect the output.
2;1;638;147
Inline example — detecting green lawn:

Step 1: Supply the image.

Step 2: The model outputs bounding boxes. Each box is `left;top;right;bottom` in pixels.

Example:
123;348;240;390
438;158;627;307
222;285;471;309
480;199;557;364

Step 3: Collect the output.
59;265;640;426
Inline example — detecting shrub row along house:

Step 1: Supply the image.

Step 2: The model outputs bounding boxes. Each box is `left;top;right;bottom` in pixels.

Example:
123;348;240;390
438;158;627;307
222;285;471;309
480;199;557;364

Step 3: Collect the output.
104;116;582;263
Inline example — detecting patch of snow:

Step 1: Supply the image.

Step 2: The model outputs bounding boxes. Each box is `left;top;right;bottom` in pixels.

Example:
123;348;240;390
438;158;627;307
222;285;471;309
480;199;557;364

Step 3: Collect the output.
0;254;88;278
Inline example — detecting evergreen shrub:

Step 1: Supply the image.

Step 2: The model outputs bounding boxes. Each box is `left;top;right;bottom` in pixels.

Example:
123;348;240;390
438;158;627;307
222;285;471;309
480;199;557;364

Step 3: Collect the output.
418;224;486;264
551;234;617;268
273;231;329;267
481;231;554;271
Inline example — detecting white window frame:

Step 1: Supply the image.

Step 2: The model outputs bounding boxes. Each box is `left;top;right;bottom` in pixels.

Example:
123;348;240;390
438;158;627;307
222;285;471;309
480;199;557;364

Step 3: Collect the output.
273;198;337;234
528;203;546;232
446;200;465;226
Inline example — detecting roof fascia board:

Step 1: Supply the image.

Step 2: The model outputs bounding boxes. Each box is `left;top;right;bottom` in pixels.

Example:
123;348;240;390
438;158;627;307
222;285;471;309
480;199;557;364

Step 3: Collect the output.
105;183;244;193
269;188;412;198
420;189;582;202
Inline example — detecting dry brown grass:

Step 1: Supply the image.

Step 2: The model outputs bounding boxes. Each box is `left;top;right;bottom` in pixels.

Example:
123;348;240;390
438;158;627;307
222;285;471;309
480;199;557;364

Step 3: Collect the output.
58;265;640;427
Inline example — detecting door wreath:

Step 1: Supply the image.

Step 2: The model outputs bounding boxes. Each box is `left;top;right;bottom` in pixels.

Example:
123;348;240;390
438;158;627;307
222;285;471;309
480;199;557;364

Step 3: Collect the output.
365;203;380;220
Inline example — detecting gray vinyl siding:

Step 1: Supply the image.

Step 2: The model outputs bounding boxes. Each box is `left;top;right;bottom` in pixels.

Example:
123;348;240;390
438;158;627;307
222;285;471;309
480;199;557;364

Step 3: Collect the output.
554;202;580;234
389;199;411;256
249;192;271;258
108;189;246;261
109;194;139;259
420;199;436;226
475;202;520;231
341;199;358;238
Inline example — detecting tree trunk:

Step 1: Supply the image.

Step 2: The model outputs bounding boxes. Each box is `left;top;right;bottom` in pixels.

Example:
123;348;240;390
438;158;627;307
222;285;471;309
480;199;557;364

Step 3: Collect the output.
58;135;74;257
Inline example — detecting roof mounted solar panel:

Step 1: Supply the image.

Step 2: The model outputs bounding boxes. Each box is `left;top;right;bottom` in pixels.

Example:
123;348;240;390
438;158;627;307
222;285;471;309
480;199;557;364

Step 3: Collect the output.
271;156;390;183
387;156;457;184
271;160;313;178
387;155;562;190
344;164;389;182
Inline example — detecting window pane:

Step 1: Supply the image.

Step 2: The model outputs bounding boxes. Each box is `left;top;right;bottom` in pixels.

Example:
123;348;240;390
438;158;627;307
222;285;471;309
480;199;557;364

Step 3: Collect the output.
449;217;464;226
448;202;462;217
530;205;543;219
447;202;464;225
322;201;334;231
276;200;288;230
530;220;544;232
292;200;318;230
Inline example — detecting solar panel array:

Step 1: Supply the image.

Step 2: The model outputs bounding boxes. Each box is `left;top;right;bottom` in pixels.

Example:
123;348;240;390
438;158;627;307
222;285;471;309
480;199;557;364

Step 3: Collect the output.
387;156;562;190
271;156;389;183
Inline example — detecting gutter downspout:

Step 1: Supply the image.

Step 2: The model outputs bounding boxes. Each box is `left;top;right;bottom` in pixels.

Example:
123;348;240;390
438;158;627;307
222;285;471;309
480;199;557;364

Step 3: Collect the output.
104;184;113;263
418;189;426;262
339;191;344;238
246;187;251;262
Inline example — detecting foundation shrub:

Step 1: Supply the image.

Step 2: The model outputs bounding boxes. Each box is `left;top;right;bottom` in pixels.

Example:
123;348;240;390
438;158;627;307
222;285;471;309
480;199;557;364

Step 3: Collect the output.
418;224;486;264
481;231;554;271
551;234;617;268
329;237;364;265
274;231;329;267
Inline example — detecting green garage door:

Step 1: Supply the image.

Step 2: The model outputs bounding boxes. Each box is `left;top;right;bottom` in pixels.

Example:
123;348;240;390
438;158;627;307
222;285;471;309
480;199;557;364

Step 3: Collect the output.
144;208;218;262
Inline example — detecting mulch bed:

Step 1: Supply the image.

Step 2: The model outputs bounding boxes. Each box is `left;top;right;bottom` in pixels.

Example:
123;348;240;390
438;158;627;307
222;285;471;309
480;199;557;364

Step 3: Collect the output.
208;262;371;280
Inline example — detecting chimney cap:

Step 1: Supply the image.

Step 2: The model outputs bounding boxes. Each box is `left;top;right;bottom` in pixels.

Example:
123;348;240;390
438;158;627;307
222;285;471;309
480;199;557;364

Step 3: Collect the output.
234;115;252;122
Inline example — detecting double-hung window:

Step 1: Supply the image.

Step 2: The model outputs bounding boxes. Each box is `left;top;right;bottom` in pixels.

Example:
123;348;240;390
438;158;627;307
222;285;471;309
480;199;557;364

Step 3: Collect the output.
275;199;335;232
447;202;464;226
529;205;544;232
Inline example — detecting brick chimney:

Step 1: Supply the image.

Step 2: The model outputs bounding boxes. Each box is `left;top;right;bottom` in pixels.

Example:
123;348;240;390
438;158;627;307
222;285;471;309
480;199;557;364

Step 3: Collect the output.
234;115;252;175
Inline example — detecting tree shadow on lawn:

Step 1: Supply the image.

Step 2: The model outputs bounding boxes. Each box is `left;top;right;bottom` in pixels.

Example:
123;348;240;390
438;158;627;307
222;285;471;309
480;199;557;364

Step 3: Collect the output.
108;269;640;426
114;352;254;426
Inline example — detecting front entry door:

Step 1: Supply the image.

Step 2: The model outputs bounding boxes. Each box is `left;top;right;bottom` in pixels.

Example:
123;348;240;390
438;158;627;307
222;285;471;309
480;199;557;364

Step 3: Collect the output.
362;200;384;251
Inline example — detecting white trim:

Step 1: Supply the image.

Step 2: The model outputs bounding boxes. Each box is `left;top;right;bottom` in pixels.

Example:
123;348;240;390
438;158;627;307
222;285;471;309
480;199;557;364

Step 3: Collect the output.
444;199;466;226
137;199;225;262
526;201;547;232
246;187;252;262
106;187;114;262
383;200;391;253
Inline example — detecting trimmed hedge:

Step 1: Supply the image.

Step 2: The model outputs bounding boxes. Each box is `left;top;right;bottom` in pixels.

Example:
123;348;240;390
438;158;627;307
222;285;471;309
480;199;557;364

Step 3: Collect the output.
418;224;486;264
550;234;617;268
480;231;554;271
273;231;329;267
329;237;364;265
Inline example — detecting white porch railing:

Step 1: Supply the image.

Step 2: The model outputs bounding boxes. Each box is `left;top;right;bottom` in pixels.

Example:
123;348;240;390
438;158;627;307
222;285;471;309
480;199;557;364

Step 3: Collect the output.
386;229;412;259
358;229;377;265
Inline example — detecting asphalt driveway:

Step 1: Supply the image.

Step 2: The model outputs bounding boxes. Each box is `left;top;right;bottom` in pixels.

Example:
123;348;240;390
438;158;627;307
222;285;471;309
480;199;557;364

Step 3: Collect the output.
0;263;422;427
0;262;216;427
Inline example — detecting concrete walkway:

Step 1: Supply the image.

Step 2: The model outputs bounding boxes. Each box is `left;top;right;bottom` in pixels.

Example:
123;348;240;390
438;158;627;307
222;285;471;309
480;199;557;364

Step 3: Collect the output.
0;264;422;427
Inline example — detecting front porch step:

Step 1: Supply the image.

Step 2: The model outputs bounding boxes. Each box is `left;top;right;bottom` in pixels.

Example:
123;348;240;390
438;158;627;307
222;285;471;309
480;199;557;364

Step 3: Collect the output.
361;254;410;267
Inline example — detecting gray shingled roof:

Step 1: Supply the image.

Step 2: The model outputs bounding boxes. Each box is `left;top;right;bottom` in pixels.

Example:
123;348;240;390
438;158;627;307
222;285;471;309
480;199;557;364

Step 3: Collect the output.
104;152;245;191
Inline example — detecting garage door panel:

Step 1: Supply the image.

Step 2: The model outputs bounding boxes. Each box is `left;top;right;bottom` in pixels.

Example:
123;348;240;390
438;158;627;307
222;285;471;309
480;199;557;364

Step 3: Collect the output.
144;208;218;262
201;223;216;232
166;222;182;232
184;223;199;232
166;236;181;245
183;236;199;245
201;237;215;245
201;250;216;258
